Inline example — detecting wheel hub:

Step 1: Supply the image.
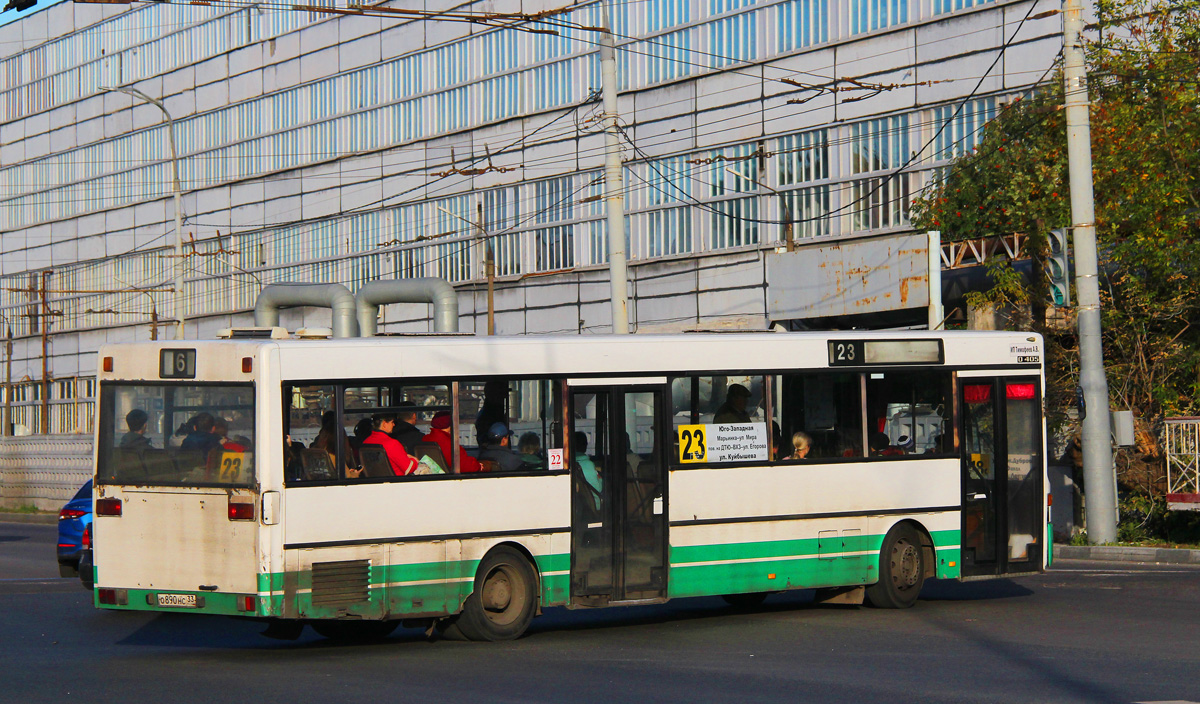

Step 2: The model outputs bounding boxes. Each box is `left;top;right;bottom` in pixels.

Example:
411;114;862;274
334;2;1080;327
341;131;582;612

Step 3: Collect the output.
892;541;921;589
482;570;513;612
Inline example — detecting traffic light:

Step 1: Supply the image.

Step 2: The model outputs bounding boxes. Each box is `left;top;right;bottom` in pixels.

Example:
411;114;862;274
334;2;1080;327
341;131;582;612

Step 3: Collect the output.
1046;227;1071;307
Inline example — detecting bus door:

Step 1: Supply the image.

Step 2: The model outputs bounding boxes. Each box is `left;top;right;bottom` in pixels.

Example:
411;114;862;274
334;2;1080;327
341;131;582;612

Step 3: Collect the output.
960;376;1045;577
568;386;668;605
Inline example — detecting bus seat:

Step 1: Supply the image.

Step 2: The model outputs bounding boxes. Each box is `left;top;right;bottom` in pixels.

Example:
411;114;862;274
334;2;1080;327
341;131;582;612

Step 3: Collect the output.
358;446;393;477
413;441;450;474
299;449;333;481
141;449;176;481
111;448;148;482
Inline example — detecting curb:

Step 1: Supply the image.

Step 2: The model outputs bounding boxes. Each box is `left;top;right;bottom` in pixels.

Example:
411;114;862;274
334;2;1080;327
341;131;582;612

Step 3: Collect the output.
1054;543;1200;564
0;513;58;525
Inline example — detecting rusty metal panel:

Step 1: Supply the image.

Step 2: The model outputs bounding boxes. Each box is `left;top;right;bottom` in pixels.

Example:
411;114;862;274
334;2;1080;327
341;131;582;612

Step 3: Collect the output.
766;234;930;321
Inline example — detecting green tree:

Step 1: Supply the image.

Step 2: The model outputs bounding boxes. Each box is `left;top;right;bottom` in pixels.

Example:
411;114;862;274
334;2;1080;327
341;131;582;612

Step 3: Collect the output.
912;0;1200;495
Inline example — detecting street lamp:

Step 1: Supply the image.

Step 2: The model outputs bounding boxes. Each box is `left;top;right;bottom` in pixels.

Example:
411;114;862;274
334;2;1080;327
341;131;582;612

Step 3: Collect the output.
100;86;186;340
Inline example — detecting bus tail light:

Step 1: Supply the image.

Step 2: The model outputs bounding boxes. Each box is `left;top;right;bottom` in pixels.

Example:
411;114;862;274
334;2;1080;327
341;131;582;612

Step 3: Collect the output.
97;588;127;606
242;357;253;373
96;498;122;516
228;497;255;521
102;356;113;372
237;595;257;612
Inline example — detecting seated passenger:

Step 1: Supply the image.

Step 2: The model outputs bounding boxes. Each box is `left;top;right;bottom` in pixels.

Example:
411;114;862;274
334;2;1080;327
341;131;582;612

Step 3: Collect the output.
517;432;543;466
714;384;752;424
422;411;487;473
213;417;247;452
312;410;360;478
390;402;424;454
363;412;419;476
786;431;812;460
119;409;152;451
477;423;526;472
870;431;905;457
180;412;221;457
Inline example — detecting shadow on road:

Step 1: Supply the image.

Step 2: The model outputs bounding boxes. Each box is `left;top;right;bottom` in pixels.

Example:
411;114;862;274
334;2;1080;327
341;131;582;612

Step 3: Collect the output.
107;579;1037;651
919;577;1035;601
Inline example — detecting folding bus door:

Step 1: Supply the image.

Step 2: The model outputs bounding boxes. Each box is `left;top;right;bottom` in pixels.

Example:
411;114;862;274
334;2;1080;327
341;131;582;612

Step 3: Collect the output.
960;377;1045;577
568;385;668;606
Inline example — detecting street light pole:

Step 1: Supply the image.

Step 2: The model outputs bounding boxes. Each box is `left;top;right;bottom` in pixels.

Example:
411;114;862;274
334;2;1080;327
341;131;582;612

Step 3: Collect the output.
101;86;186;340
600;0;630;335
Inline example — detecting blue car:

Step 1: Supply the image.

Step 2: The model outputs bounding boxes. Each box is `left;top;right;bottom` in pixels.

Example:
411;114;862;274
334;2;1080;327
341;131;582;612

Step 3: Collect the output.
57;480;93;578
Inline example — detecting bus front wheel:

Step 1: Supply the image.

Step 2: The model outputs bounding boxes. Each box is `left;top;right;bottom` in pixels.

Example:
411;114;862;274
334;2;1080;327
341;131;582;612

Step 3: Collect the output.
453;546;538;642
865;524;925;609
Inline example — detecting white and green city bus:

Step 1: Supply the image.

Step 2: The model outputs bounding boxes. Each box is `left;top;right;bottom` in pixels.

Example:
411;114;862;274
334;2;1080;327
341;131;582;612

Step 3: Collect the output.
90;329;1048;641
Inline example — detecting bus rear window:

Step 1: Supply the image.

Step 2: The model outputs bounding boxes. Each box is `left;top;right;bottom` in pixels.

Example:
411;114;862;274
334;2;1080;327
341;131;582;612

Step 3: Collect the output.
97;383;255;487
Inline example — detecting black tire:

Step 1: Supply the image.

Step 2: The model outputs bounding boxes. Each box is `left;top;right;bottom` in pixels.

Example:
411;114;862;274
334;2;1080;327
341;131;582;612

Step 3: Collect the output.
311;620;398;642
453;546;538;642
721;592;769;608
865;524;926;609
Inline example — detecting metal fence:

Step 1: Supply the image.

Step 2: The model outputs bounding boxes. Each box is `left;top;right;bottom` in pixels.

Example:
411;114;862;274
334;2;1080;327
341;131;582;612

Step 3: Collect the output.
0;434;93;511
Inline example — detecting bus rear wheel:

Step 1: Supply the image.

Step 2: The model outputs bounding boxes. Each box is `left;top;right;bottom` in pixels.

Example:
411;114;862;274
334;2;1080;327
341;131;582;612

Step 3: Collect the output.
865;524;925;609
453;546;538;642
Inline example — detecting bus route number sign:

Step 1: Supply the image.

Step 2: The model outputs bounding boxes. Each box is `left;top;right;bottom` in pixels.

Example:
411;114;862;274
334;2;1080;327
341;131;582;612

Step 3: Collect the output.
828;341;865;366
160;349;196;379
678;425;708;463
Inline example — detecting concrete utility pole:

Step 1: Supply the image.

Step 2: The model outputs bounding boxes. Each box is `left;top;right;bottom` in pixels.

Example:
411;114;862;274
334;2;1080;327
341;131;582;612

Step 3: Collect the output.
927;231;943;330
101;86;186;340
1063;0;1117;543
600;0;630;334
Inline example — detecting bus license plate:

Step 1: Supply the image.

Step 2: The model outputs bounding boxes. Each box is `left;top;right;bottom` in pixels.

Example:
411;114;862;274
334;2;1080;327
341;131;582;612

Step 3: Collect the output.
157;593;198;608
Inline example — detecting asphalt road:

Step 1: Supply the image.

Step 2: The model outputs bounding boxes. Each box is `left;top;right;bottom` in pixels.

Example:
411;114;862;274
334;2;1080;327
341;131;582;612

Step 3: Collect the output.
2;520;1200;704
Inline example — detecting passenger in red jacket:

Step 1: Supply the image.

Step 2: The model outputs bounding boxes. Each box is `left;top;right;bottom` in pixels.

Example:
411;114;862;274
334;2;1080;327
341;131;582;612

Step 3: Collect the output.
363;413;419;475
422;411;489;473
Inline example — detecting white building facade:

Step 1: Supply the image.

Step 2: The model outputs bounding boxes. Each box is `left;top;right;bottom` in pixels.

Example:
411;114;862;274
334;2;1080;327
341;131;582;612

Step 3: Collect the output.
0;0;1062;432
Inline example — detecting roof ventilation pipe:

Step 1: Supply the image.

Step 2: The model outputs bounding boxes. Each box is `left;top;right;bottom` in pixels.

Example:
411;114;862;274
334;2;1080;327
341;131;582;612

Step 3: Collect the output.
253;283;360;338
356;278;460;335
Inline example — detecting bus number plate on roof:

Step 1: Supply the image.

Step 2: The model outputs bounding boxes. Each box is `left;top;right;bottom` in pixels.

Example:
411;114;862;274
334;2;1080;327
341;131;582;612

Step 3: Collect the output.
160;349;196;379
828;340;943;366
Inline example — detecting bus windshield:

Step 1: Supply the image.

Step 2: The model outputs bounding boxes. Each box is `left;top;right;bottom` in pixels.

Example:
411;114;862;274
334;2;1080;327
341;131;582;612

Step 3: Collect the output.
96;382;256;487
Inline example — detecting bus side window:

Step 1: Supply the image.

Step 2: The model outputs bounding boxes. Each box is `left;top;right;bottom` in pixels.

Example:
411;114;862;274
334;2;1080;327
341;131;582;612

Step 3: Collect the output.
457;378;562;474
778;372;863;459
864;371;952;457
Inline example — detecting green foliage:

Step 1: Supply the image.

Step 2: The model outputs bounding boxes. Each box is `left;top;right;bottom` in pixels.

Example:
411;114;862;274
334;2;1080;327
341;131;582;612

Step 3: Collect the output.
914;0;1200;481
1117;490;1200;546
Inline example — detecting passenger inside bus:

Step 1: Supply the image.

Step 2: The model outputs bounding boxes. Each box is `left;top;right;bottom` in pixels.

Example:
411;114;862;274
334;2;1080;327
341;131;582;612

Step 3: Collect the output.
477;423;526;472
786;431;812;460
312;411;360;478
713;384;753;423
517;432;543;465
180;413;221;457
423;411;488;473
574;431;602;512
119;409;152;450
390;402;424;453
362;413;419;476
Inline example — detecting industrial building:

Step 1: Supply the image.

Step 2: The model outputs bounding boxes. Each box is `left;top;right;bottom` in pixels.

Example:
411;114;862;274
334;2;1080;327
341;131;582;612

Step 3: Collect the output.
0;0;1063;433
